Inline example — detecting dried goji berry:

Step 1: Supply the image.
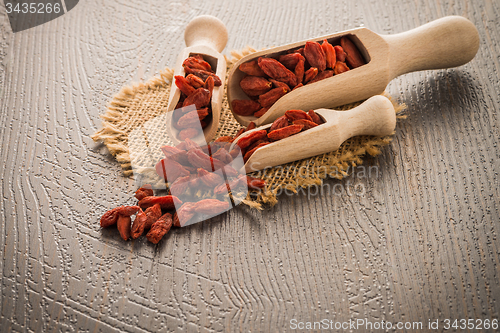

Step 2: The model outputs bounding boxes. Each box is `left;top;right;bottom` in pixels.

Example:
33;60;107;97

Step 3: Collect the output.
132;205;162;239
246;121;256;131
308;70;334;84
334;62;350;75
292;83;303;91
239;60;266;76
246;138;269;152
246;176;266;190
294;58;305;85
258;57;297;87
285;109;313;122
204;76;215;98
269;115;290;132
183;56;212;72
270;79;290;90
182;88;211;108
334;45;346;62
304;41;326;71
240;76;272;96
135;184;154;201
214;182;231;195
100;206;140;228
193;199;230;215
138;195;182;211
234;127;246;138
155;158;190;182
215;136;233;143
340;36;365;68
186;74;205;88
231;99;262;116
179;128;199;140
254;107;270;118
236;129;267;150
177;108;209;128
169;175;191;196
130;210;148;239
304;67;319;83
278;53;304;70
173;202;197;227
268;124;304;141
321;39;336;69
258;87;289;108
184;67;222;86
293;119;319;130
146;213;173;244
243;142;270;162
308;110;323;125
117;215;132;241
161;145;190;165
187;148;213;171
144;204;162;229
197;168;224;187
212;148;233;164
175;75;196;96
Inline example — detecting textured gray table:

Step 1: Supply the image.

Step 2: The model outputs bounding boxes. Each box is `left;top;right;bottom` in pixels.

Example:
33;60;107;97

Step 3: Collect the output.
1;0;499;332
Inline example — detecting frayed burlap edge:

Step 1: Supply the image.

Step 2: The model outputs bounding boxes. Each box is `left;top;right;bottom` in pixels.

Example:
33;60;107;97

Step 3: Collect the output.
92;46;406;209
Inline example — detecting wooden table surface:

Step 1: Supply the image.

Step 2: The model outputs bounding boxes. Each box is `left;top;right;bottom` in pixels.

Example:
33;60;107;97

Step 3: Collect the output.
1;0;499;332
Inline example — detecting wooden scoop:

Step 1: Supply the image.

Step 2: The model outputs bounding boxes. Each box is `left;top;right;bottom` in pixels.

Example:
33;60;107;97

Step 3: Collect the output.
166;15;228;144
227;15;479;127
231;95;396;173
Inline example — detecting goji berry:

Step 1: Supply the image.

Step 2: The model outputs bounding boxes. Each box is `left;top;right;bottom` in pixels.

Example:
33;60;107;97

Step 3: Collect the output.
239;60;266;76
268;124;304;141
293;119;319;130
175;75;195;96
138;195;182;211
308;70;334;84
257;57;297;87
340;36;365;68
182;88;211;108
285;109;313;122
304;41;326;71
258;87;289;108
240;76;272;96
304;67;319;83
334;62;350;75
182;56;212;72
117;215;132;241
321;39;336;69
146;213;173;244
231;99;262;116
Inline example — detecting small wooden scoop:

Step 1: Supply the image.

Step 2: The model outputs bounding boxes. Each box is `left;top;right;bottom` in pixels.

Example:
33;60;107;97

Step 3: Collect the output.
227;16;479;127
166;15;228;144
231;95;396;173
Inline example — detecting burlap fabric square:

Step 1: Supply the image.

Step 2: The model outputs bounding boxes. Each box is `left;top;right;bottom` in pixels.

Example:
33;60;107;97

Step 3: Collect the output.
91;47;406;209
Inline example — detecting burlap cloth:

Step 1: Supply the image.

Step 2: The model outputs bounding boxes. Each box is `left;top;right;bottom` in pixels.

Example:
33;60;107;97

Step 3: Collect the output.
91;47;406;209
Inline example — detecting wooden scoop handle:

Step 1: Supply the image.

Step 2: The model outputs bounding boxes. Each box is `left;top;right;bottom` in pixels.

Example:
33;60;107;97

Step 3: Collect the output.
382;16;479;79
332;95;396;144
184;15;228;53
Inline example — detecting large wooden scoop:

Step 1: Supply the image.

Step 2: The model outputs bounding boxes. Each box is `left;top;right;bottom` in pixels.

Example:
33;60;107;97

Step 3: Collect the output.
227;16;479;127
231;95;396;173
166;15;228;144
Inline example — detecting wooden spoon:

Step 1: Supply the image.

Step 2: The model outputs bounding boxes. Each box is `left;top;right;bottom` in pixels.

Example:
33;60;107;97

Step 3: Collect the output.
231;95;396;173
227;15;479;127
166;15;228;144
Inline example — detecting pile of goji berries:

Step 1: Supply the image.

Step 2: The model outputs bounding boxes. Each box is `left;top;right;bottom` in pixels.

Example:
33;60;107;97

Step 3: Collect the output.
100;138;266;244
232;36;365;118
218;109;324;163
172;55;222;140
